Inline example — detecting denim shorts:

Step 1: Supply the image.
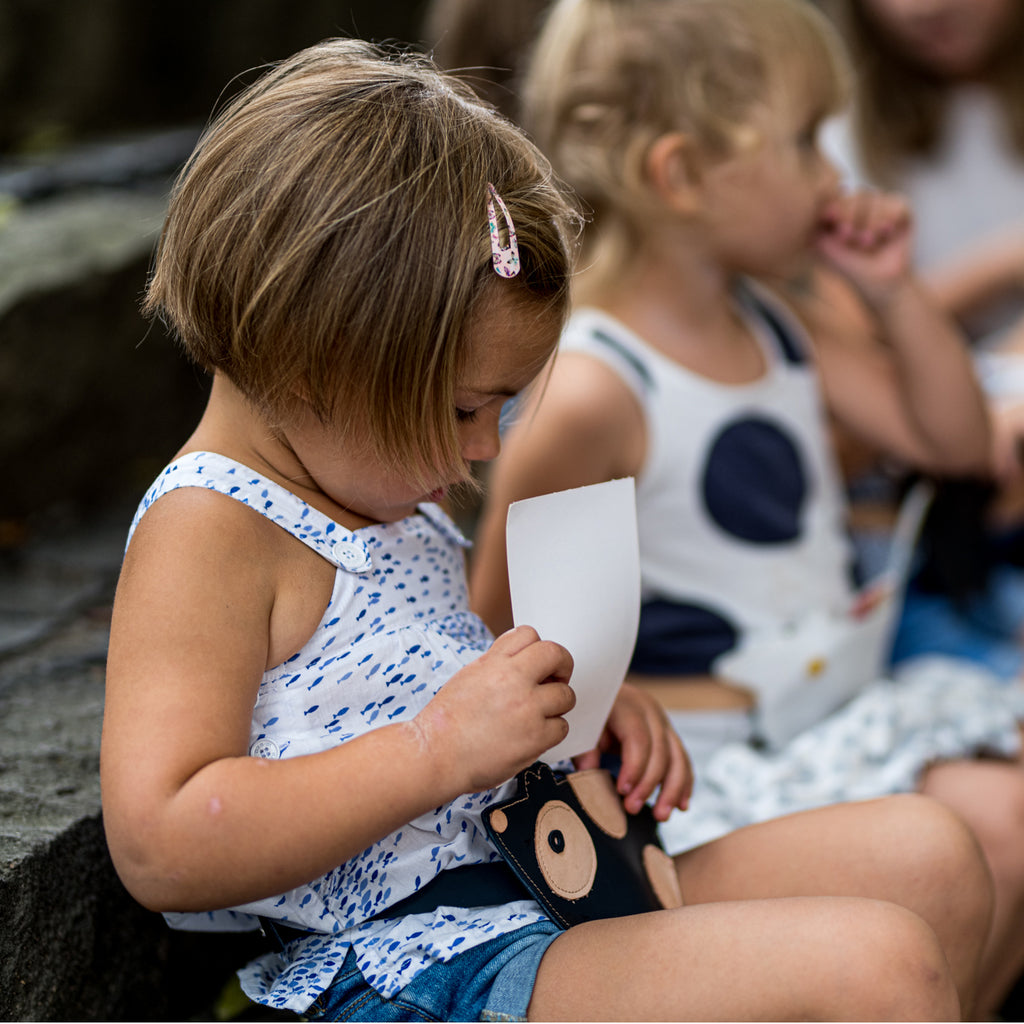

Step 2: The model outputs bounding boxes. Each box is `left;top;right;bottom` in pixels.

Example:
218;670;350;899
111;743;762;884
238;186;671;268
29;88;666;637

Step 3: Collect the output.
304;921;562;1022
891;568;1024;682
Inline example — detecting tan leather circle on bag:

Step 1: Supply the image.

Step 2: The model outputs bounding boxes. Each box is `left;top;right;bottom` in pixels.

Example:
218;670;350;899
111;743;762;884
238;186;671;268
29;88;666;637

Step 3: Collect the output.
533;799;597;899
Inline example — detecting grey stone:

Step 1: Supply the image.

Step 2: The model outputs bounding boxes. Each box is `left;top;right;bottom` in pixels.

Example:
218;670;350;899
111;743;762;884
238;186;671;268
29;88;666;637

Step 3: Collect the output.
0;522;281;1021
0;188;212;525
0;190;166;316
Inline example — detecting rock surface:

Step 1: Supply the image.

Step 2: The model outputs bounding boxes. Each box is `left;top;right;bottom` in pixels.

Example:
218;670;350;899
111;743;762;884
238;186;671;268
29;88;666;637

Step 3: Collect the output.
0;512;284;1020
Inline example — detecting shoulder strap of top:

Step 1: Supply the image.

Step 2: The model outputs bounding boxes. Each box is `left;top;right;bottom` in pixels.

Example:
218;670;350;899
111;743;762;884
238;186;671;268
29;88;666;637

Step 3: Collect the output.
735;279;810;367
416;502;472;549
562;309;655;404
128;451;373;573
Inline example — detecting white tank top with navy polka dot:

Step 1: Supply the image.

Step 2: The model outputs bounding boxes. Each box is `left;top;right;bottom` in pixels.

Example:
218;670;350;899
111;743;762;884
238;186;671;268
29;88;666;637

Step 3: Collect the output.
560;283;855;677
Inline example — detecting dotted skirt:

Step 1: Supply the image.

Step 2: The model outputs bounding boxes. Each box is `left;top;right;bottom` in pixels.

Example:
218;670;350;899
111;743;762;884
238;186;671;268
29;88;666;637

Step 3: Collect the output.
659;656;1024;854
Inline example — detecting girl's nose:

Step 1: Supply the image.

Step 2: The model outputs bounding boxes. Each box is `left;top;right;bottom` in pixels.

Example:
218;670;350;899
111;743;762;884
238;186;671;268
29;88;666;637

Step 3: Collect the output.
460;407;502;463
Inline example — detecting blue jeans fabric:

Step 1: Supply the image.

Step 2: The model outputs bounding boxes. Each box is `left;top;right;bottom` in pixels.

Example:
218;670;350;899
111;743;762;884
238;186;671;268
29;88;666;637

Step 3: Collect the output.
304;921;562;1022
891;567;1024;681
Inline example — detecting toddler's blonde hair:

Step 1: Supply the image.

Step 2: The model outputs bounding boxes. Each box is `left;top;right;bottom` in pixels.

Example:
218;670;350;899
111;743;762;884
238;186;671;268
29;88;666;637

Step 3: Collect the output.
144;38;579;487
523;0;849;288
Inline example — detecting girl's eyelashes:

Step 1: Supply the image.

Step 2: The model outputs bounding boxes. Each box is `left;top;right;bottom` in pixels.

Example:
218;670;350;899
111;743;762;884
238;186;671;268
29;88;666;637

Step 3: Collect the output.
457;394;521;425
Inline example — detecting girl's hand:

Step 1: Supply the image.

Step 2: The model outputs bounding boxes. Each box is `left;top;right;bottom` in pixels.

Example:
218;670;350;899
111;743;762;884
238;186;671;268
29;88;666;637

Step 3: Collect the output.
413;625;575;795
573;683;692;821
814;190;914;306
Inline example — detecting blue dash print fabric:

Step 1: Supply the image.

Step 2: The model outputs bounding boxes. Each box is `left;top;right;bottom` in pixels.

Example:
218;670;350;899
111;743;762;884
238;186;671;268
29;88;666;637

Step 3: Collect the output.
126;452;551;1013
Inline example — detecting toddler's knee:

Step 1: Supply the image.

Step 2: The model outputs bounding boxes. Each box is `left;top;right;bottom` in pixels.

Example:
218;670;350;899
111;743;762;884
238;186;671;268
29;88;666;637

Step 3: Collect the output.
884;793;993;904
974;774;1024;888
923;759;1024;886
815;901;960;1021
885;791;978;851
872;907;961;1021
931;768;1024;893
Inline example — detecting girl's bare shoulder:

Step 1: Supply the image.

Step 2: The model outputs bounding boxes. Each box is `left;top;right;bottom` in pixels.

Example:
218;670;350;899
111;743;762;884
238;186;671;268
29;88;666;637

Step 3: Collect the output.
117;484;335;671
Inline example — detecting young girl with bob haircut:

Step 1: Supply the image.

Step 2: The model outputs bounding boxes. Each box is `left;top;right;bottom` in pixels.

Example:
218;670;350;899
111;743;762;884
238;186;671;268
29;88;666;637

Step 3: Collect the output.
103;36;994;1022
471;0;1024;1016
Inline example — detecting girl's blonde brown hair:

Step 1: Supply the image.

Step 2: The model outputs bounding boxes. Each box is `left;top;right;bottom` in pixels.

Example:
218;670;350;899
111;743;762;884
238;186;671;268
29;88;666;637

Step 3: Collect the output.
144;38;579;486
820;0;1024;184
522;0;849;288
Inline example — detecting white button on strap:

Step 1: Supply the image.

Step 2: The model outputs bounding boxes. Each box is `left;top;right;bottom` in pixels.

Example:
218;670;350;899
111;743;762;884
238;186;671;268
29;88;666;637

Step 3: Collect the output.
335;541;372;573
249;738;280;759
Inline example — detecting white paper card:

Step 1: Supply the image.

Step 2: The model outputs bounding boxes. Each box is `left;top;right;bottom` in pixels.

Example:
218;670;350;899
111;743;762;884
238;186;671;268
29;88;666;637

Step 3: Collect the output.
506;478;640;762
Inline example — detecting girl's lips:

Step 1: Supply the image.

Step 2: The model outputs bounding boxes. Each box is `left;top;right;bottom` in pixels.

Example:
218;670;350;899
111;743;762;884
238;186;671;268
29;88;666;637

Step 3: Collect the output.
427;487;446;503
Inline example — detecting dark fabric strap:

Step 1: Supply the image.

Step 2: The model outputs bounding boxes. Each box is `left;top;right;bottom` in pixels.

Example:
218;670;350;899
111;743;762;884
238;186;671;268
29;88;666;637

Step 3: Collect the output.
380;861;528;918
259;861;528;951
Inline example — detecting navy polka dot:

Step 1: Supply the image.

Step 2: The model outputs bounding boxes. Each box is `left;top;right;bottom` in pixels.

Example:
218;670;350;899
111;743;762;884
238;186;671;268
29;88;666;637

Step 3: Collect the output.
702;417;806;543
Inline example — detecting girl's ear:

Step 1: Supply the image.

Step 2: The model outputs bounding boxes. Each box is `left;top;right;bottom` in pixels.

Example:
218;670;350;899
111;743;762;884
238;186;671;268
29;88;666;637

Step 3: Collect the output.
644;132;702;215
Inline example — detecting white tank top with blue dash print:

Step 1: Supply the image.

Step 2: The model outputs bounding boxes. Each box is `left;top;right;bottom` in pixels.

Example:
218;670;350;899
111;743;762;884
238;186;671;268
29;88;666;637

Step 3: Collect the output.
126;452;549;1012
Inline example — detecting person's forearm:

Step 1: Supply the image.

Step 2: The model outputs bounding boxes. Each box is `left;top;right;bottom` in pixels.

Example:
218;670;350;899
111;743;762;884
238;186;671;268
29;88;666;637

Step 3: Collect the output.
925;231;1024;323
106;719;460;914
871;276;992;473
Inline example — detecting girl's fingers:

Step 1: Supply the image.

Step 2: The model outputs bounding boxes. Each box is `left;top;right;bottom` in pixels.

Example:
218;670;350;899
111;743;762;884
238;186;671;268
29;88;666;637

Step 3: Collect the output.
526;641;575;684
612;704;650;799
652;730;693;820
618;699;671;814
538;680;577;718
822;191;910;250
582;686;695;819
538;715;571;752
491;623;544;655
626;700;675;811
492;626;575;684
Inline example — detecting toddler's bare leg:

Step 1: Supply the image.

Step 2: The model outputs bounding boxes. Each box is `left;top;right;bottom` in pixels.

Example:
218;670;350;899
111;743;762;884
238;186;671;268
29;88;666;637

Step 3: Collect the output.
529;896;956;1021
528;794;989;1021
673;793;991;1017
921;751;1024;1017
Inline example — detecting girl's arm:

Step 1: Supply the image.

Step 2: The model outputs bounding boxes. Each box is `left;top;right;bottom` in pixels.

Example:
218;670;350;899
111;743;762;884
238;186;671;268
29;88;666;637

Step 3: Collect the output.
470;351;691;817
798;191;992;476
925;228;1024;328
102;488;574;913
470;350;646;635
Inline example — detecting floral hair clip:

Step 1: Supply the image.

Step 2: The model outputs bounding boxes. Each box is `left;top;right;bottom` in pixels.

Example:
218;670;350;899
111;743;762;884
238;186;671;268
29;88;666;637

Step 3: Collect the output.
486;182;521;278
